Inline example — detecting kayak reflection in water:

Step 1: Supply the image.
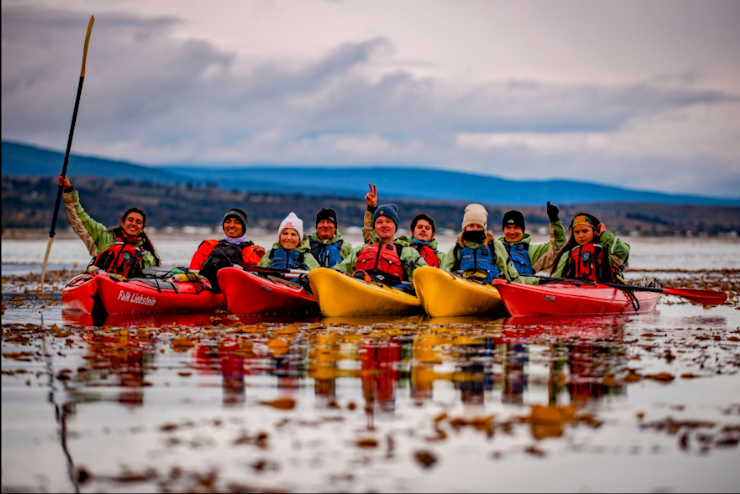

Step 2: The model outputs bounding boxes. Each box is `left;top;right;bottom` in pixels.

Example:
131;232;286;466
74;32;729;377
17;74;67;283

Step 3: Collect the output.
190;208;265;294
336;184;428;292
550;212;630;283
499;203;566;276
59;173;161;278
439;203;522;284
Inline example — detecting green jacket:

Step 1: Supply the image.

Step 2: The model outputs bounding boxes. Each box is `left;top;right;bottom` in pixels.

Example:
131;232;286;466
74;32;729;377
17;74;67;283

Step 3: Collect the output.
62;189;157;269
396;236;446;267
440;232;523;283
498;219;566;272
550;230;630;278
307;231;353;267
258;236;320;271
335;239;429;281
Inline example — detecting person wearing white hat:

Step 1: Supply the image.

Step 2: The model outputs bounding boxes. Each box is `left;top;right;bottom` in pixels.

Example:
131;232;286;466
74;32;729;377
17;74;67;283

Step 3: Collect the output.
440;203;522;284
258;212;320;271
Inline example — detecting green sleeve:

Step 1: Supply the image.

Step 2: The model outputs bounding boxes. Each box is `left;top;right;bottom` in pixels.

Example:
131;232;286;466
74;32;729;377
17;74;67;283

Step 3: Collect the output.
303;253;320;271
436;250;446;267
258;249;272;268
551;254;567;278
440;245;459;272
141;252;157;269
527;219;566;264
493;240;521;283
401;247;428;280
340;240;353;260
335;245;362;274
599;231;630;268
70;190;115;251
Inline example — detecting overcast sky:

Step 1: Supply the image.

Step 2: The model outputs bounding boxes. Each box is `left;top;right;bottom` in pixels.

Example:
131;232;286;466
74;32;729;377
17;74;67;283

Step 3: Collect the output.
2;0;739;197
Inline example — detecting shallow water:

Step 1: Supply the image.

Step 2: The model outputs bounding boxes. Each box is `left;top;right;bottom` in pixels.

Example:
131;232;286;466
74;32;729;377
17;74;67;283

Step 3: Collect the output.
2;237;740;492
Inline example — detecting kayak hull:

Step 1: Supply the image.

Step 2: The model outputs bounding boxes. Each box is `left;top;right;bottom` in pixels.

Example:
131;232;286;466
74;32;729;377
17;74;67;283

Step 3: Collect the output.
414;266;504;317
309;267;422;317
96;273;225;315
217;267;317;315
61;272;101;314
492;279;661;317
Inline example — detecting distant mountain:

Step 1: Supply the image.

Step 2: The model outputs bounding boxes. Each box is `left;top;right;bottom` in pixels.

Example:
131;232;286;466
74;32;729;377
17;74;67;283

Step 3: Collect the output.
3;140;739;206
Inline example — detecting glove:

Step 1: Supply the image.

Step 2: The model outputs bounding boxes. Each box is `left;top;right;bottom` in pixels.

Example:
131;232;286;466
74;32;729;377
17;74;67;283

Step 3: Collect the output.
546;201;559;222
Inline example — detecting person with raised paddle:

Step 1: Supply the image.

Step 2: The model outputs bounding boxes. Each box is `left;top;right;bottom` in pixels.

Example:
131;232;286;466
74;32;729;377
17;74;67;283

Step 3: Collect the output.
440;204;522;284
190;208;266;294
337;185;428;291
59;174;161;278
498;203;566;275
549;212;628;282
259;212;320;272
307;208;353;268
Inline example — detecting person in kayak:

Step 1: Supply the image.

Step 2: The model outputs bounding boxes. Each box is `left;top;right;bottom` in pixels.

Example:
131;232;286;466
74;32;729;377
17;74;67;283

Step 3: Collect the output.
498;203;566;275
550;213;629;283
440;203;521;284
361;185;444;268
258;212;320;272
338;185;428;289
58;173;161;278
308;208;353;268
190;208;266;293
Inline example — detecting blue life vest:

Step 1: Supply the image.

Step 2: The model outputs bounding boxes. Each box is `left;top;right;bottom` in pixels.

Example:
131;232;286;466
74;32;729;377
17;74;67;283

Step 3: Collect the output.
309;237;344;267
457;245;499;283
269;248;305;270
505;243;534;275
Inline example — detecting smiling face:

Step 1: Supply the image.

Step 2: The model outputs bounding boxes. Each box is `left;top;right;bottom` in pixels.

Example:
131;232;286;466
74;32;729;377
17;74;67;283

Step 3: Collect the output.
223;217;244;238
122;212;144;237
280;228;300;250
573;224;595;245
413;219;434;242
374;216;397;242
503;224;524;243
317;219;336;240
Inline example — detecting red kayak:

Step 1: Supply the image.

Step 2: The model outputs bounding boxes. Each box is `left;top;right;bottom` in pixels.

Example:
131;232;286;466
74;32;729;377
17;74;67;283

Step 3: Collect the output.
492;279;661;317
217;267;318;315
62;271;102;314
95;272;225;315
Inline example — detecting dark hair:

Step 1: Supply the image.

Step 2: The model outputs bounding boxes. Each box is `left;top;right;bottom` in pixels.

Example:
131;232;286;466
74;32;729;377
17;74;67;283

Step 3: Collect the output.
109;207;162;266
410;213;436;234
549;211;601;275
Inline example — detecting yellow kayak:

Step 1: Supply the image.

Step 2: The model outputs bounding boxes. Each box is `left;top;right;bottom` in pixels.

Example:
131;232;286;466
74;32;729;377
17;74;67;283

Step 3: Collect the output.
413;266;505;317
308;268;422;317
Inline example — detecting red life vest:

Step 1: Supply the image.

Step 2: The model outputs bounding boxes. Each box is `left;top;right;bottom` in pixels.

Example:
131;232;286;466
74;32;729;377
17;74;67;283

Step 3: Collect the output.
411;243;440;268
93;237;145;278
354;242;404;285
563;243;614;282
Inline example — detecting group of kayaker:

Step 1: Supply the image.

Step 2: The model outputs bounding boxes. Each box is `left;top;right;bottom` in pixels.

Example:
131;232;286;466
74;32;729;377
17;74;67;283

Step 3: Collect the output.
58;173;630;292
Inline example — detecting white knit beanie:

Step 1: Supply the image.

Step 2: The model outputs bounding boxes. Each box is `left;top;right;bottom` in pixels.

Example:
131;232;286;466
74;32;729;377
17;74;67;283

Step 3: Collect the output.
278;212;304;240
462;204;488;231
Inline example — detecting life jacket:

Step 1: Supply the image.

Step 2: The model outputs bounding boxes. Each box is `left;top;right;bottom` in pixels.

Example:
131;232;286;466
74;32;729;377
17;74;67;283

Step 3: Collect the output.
92;236;145;278
354;242;405;285
202;239;256;270
505;243;534;275
410;243;440;268
563;243;614;282
269;248;306;271
456;245;499;284
309;237;344;267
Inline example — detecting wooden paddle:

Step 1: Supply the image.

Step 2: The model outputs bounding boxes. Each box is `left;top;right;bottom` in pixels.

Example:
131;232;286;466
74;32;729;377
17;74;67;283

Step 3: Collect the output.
529;275;728;306
38;16;95;297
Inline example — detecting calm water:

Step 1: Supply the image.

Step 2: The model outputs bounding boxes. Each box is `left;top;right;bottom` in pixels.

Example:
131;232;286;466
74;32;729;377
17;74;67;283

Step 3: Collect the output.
2;237;739;492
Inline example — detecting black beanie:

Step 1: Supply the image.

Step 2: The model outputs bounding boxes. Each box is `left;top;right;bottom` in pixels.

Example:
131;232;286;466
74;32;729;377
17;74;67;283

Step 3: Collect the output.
316;207;338;228
223;208;248;230
410;213;436;234
502;210;525;232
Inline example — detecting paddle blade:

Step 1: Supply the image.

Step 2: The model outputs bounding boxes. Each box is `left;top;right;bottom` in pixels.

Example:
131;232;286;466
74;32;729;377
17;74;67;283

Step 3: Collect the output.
663;288;728;306
38;236;55;297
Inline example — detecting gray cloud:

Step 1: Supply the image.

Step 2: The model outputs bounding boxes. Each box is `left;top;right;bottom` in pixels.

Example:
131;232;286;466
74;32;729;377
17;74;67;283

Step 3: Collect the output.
2;4;739;196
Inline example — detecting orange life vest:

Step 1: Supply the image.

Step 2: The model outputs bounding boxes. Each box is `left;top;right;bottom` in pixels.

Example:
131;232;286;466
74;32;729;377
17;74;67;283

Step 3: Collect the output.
92;237;145;278
354;242;405;285
411;243;440;268
563;243;614;282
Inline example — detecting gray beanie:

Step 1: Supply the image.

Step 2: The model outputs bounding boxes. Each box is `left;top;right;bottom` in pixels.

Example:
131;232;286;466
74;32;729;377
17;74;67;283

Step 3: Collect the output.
223;208;248;231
